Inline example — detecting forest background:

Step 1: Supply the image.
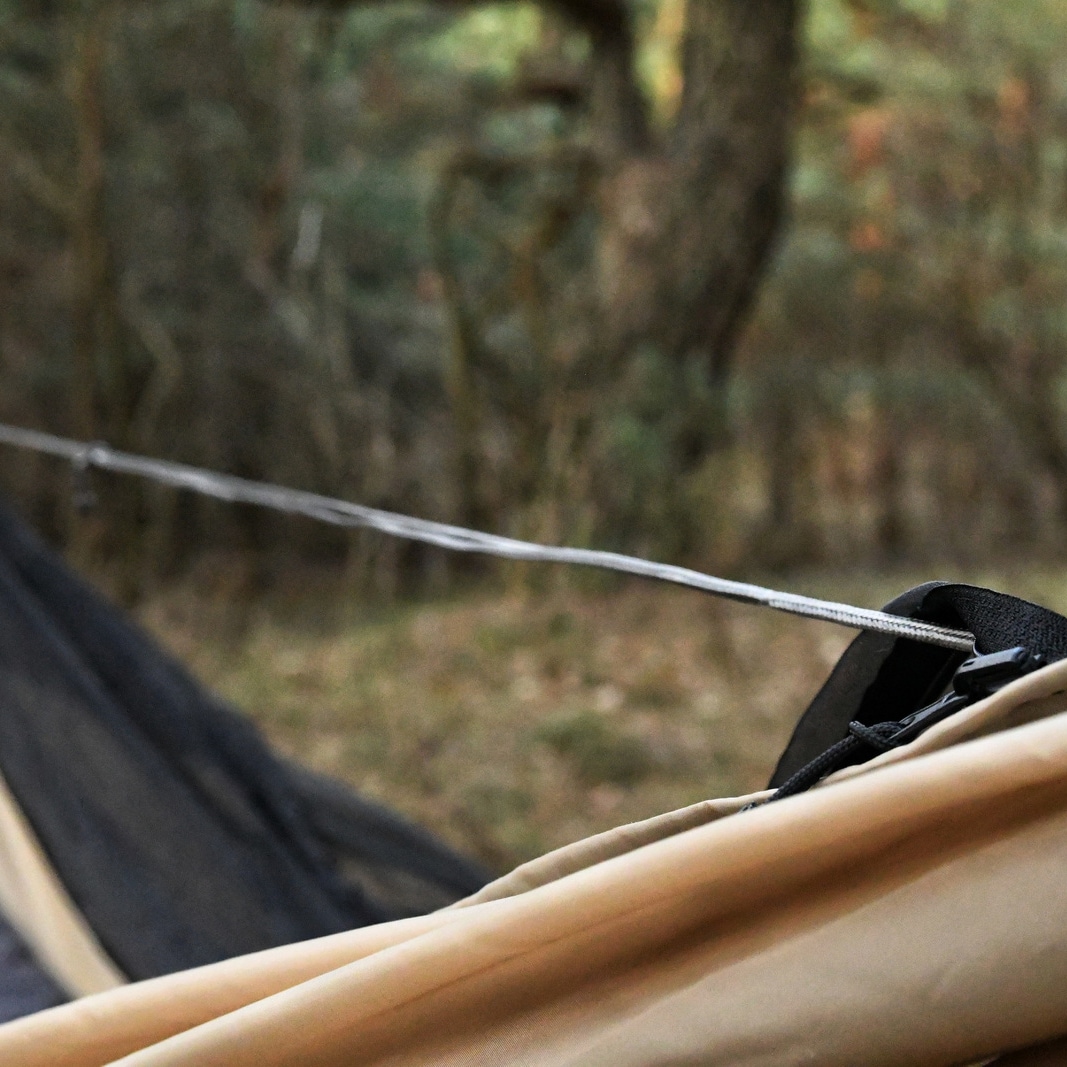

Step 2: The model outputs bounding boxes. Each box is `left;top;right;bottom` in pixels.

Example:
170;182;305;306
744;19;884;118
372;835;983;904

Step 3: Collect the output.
3;0;1067;870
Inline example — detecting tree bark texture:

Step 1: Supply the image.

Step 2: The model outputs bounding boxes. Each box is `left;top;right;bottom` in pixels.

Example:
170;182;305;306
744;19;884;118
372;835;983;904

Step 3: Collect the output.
69;0;117;442
601;0;800;381
283;0;799;385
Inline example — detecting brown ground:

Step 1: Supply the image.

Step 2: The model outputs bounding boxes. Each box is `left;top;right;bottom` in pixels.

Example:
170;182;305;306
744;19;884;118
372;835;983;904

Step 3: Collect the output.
136;567;1067;875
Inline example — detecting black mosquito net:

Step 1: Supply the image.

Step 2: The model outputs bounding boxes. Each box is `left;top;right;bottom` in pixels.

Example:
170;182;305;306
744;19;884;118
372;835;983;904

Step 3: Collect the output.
0;914;65;1021
0;497;489;1016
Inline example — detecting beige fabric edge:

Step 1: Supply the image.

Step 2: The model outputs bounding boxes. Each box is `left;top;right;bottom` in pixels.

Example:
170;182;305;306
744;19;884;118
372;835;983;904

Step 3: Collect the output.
455;792;768;908
826;656;1067;785
0;764;124;997
462;657;1067;907
0;911;474;1067
96;704;1067;1066
4;676;1067;1065
5;658;1067;1065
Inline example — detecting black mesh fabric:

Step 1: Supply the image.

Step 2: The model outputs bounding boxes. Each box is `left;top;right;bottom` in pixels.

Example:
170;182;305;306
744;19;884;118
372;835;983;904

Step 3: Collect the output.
0;498;489;991
0;913;65;1023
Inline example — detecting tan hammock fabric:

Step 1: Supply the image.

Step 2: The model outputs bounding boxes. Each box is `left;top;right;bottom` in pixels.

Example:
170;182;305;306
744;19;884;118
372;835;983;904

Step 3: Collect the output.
0;769;124;998
4;659;1067;1066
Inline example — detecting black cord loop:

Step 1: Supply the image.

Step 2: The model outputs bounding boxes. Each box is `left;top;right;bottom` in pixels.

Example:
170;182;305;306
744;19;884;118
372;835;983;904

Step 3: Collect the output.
846;721;900;753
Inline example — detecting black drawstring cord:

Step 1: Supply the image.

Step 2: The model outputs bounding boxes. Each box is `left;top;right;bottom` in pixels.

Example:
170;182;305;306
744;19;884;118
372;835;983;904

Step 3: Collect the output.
770;721;903;801
846;721;900;752
752;646;1046;809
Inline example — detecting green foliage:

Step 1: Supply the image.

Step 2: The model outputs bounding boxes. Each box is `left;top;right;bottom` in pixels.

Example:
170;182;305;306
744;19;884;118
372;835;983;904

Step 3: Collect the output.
723;0;1067;564
413;4;542;81
5;0;1067;584
534;709;654;787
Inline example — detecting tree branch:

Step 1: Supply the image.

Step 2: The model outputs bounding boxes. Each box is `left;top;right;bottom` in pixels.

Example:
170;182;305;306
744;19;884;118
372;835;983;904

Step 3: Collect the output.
0;135;74;224
276;0;650;151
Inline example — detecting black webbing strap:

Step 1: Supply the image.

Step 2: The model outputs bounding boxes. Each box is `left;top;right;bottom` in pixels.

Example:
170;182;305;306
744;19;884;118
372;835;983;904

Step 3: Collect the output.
768;583;1067;788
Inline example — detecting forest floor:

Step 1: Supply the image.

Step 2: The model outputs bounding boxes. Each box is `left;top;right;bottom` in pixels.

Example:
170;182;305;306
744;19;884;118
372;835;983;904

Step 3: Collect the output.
137;566;1067;876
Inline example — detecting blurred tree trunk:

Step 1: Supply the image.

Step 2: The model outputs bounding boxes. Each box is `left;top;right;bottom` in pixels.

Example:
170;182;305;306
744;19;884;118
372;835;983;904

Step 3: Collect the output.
276;0;799;547
288;0;800;385
556;0;800;385
65;0;128;567
69;0;120;443
647;0;799;383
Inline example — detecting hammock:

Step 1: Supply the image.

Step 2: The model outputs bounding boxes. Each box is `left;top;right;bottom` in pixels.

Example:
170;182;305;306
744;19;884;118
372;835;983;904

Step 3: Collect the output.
2;496;1067;1063
0;498;489;1017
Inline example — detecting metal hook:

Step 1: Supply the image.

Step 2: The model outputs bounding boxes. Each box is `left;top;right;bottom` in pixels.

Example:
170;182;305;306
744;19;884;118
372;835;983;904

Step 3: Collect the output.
71;442;106;514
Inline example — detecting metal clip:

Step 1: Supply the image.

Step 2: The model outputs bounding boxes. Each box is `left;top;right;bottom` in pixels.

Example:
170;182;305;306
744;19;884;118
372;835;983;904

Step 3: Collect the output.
888;646;1045;748
71;442;105;514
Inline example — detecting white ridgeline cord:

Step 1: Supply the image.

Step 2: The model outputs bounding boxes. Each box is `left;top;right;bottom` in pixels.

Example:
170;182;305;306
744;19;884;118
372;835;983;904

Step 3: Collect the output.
0;423;975;652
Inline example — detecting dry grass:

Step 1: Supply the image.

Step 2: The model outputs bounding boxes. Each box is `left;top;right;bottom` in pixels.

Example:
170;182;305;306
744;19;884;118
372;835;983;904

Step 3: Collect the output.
136;567;1067;875
137;577;851;874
